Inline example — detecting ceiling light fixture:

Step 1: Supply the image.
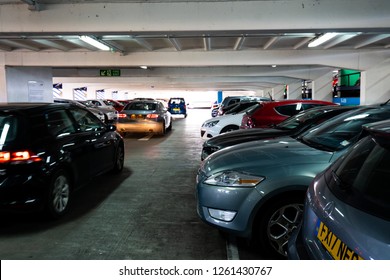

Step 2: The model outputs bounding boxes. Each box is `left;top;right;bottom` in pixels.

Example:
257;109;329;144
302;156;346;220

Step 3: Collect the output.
308;33;338;47
140;66;148;70
79;35;110;51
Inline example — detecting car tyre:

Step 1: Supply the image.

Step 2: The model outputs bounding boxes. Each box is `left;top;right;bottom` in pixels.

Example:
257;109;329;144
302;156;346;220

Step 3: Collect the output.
161;121;166;135
253;194;304;259
167;119;172;131
46;169;71;219
112;145;124;173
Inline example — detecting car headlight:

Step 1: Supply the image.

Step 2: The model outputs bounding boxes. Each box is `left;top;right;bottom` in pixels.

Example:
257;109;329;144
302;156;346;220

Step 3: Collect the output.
202;120;219;128
204;171;264;187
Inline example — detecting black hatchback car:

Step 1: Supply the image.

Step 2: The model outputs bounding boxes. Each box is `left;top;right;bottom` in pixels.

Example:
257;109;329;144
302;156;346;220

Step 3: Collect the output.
0;103;124;218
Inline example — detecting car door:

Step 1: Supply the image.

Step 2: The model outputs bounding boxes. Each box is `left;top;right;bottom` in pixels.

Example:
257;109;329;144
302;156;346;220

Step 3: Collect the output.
45;108;92;186
68;107;116;175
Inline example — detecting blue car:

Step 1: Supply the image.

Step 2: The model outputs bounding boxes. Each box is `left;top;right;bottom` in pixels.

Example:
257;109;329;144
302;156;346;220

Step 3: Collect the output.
168;97;187;118
288;119;390;260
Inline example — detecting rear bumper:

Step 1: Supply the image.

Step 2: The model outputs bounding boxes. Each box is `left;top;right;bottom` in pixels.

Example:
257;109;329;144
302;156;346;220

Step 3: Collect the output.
0;173;46;211
116;121;163;134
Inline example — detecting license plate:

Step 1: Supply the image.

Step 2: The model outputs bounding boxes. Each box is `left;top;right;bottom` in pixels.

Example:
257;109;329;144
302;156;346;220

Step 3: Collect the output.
173;108;180;111
316;220;364;260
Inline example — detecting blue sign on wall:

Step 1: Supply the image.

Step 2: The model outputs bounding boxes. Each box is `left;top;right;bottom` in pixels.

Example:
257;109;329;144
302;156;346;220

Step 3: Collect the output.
333;97;360;106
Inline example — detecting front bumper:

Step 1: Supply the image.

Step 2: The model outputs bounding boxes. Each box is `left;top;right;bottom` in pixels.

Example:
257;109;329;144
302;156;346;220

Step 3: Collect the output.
196;170;263;237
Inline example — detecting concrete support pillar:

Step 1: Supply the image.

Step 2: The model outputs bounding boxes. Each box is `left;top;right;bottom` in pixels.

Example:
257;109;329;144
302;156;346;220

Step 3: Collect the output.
5;67;53;102
312;71;334;102
273;85;285;100
288;82;301;99
0;65;7;102
361;59;390;105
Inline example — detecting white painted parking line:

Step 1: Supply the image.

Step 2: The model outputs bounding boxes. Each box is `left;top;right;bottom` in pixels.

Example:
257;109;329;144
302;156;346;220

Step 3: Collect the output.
226;234;240;260
138;134;153;141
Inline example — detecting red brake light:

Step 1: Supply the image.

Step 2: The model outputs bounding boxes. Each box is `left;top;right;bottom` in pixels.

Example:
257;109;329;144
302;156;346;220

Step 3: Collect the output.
146;114;159;119
247;117;254;128
118;113;127;118
0;151;42;163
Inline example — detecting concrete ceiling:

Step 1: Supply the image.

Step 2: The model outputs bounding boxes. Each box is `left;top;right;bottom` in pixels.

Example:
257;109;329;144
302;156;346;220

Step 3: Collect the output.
1;0;390;92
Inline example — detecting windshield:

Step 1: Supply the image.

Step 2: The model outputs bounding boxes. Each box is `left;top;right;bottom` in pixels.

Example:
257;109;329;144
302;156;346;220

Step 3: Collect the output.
300;107;390;152
125;102;157;111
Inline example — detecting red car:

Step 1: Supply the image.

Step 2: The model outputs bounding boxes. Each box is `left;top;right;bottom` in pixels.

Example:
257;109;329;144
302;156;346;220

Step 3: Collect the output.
240;99;336;129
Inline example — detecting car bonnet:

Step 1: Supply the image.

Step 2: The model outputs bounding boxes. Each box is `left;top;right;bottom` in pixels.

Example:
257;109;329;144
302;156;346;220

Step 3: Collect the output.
200;136;334;176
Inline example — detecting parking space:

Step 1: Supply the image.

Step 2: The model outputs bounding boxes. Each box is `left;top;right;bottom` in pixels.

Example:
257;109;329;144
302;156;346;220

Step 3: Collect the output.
0;108;263;260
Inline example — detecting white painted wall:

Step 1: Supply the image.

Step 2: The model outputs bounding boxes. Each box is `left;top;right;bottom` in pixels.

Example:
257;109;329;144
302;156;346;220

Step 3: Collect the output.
288;82;302;99
312;71;334;102
6;67;53;102
361;59;390;105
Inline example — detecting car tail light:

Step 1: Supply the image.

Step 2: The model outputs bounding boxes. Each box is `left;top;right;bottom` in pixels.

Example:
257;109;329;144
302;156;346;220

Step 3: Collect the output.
247;117;255;128
118;113;127;118
146;114;159;119
0;151;43;163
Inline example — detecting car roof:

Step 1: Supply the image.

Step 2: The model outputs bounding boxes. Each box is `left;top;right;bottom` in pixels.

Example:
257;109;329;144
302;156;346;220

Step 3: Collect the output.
0;102;71;111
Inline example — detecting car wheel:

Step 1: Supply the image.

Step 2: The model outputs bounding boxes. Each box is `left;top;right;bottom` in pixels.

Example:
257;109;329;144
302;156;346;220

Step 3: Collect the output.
46;170;71;219
161;121;166;135
220;125;239;134
254;194;304;258
112;145;124;173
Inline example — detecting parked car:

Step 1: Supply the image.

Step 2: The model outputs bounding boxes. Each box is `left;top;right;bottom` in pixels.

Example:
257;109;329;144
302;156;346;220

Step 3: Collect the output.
201;105;356;160
168;97;187;117
200;104;258;138
106;99;125;112
196;103;390;258
288;119;390;260
222;101;262;116
241;99;336;128
218;96;271;116
116;99;172;135
0;103;124;218
54;98;106;123
80;100;118;123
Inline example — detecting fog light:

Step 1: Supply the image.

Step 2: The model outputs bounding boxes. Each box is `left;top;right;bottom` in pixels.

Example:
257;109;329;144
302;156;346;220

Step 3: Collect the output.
208;208;237;222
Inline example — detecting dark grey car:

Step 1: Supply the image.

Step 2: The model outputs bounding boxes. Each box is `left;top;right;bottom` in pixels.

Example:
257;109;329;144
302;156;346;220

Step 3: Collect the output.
196;104;390;258
288;119;390;260
201;105;357;160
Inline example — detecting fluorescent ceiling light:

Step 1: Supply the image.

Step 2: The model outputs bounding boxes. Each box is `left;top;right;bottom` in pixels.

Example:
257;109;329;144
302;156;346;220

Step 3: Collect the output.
140;66;148;70
79;35;110;51
308;33;338;47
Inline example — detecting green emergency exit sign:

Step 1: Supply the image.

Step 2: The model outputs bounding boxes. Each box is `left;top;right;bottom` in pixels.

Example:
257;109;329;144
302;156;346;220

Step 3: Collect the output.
100;69;121;77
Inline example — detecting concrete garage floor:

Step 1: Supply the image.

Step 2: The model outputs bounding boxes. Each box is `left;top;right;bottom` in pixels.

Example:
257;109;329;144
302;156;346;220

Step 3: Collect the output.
0;109;262;260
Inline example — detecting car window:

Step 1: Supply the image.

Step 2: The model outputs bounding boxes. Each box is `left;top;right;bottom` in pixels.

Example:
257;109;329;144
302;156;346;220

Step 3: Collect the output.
301;107;390;152
328;136;390;221
302;103;324;110
126;102;157;111
68;107;103;132
274;104;302;116
46;110;77;137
